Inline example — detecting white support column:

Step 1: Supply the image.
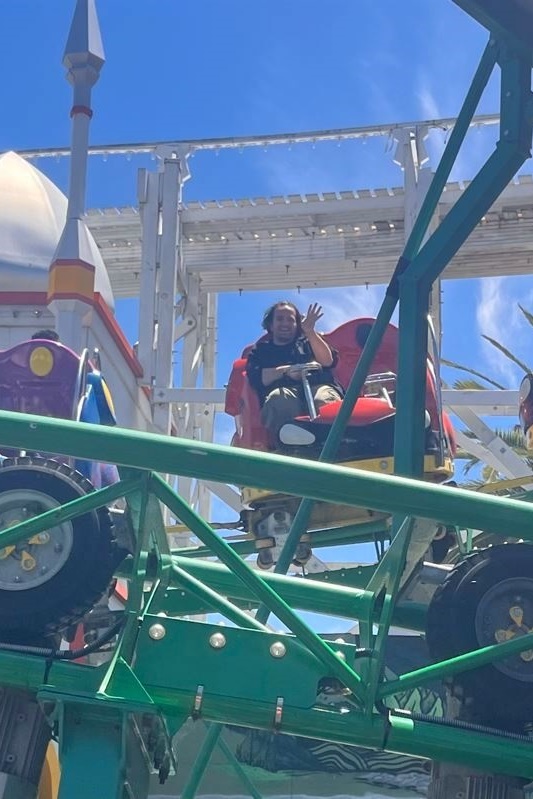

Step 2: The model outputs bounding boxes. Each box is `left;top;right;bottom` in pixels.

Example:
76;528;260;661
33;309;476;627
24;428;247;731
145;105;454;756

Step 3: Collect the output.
195;291;218;519
135;150;238;525
174;276;202;505
137;167;160;384
138;146;190;436
153;150;183;435
394;126;442;348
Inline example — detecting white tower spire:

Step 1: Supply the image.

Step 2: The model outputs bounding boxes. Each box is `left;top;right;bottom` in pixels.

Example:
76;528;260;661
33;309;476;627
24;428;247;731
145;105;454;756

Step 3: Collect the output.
47;0;105;353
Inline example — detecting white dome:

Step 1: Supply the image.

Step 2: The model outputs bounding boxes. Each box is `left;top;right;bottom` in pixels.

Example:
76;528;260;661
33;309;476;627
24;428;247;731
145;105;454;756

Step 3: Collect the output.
0;151;114;309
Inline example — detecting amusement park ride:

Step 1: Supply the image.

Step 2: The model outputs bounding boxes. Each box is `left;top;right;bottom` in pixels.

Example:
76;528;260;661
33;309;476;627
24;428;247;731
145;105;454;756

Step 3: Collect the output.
3;0;533;798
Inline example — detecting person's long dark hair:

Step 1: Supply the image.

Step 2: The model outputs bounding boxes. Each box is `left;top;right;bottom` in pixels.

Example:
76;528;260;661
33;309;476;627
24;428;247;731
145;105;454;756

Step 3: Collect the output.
261;301;302;335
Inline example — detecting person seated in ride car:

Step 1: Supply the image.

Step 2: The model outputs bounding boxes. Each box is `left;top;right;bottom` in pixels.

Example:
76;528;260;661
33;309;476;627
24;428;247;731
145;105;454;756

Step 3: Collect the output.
246;301;343;446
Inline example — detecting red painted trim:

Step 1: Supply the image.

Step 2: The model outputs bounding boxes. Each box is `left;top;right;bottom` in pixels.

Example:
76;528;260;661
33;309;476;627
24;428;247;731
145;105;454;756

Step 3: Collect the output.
93;293;144;378
0;292;48;305
70;105;93;118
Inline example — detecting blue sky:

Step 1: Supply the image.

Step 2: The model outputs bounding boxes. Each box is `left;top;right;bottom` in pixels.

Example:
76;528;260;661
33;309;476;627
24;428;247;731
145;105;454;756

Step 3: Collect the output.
1;2;532;440
2;0;530;397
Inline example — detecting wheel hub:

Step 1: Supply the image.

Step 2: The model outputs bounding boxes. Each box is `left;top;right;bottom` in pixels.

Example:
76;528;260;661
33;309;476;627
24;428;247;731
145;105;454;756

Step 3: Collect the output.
475;576;533;680
0;489;73;591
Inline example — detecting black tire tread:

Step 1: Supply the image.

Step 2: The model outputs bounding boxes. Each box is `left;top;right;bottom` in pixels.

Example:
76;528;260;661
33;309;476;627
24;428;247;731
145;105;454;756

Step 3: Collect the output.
426;543;533;728
0;456;117;636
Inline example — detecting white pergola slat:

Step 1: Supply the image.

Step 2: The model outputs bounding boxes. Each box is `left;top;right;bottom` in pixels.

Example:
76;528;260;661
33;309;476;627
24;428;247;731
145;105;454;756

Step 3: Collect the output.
85;174;533;298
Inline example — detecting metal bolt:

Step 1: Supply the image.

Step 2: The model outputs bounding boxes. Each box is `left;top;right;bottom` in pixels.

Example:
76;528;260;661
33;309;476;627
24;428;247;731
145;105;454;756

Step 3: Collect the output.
209;632;226;649
148;623;166;641
270;641;286;658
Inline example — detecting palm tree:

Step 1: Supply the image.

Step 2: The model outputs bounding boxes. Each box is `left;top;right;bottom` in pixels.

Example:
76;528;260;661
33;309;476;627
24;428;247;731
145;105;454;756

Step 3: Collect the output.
442;304;533;485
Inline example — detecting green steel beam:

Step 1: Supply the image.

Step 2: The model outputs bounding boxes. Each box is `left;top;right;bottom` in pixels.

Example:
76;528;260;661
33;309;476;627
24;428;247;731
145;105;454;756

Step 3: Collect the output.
99;475;152;691
454;0;533;55
216;730;263;799
378;631;533;698
162;555;426;630
407;144;532;289
358;517;416;707
0;476;142;551
182;723;263;799
406;56;532;288
129;641;533;783
168;562;269;631
1;615;533;781
181;723;223;799
151;476;368;706
392;46;533;540
401;37;498;262
393;281;430;478
172;518;390;559
3;412;533;539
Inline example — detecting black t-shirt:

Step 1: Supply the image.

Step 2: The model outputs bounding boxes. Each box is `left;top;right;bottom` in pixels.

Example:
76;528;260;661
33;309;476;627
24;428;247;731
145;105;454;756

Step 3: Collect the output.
246;335;342;406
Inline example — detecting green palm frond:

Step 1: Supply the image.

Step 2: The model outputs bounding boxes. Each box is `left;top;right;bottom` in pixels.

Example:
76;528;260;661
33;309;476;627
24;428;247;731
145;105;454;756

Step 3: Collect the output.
456;427;529;476
441;358;507;389
452;379;489;390
481;334;532;375
462;456;480;475
519;304;533;331
459;477;487;490
491;426;527;452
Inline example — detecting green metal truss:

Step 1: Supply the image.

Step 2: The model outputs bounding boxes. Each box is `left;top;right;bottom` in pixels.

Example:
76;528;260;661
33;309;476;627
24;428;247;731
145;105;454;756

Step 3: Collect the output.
0;2;533;796
1;414;533;797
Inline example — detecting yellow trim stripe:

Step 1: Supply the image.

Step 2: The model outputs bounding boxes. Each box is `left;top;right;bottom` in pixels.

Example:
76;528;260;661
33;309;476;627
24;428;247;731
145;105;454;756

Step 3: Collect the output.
242;455;453;505
48;262;95;301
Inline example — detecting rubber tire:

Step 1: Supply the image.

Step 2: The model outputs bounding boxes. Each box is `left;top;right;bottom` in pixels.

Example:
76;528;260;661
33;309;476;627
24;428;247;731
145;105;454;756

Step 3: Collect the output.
426;544;533;729
0;457;117;637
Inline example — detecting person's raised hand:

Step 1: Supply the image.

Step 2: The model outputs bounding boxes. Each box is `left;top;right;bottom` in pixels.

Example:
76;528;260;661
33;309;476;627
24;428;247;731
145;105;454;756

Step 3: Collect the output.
301;303;323;336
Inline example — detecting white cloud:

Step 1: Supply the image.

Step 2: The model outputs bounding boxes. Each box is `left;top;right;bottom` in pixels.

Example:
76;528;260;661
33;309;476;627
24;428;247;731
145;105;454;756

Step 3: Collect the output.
416;82;441;120
292;285;387;330
476;277;523;386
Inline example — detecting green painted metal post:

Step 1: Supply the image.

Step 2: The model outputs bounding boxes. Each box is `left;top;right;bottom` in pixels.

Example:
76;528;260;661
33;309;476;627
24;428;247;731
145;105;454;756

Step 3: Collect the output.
216;732;263;799
57;706;149;799
181;724;223;799
181;721;264;799
394;280;431;478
